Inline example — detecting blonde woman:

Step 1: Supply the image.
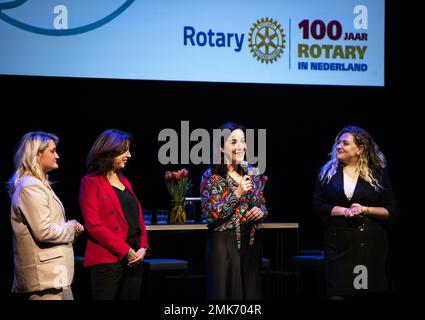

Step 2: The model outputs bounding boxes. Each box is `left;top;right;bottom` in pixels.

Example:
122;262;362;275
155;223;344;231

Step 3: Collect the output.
8;132;84;300
313;126;399;298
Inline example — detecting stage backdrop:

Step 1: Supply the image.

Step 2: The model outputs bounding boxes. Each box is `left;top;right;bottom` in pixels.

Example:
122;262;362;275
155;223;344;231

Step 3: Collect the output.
0;0;384;86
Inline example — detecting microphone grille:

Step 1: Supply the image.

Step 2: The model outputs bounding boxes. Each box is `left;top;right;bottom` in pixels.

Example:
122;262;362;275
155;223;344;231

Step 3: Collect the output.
240;161;248;174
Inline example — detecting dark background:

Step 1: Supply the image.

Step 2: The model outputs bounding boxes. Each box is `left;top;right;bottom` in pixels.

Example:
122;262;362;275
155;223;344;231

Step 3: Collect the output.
0;0;421;299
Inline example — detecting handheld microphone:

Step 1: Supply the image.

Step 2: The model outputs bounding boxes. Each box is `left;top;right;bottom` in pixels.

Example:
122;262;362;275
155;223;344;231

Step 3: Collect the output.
240;160;249;176
239;160;255;201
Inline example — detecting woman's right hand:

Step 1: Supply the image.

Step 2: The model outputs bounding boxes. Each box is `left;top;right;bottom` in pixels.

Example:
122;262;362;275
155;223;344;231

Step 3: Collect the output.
68;219;84;236
127;248;137;261
127;248;147;266
344;206;364;218
235;175;253;198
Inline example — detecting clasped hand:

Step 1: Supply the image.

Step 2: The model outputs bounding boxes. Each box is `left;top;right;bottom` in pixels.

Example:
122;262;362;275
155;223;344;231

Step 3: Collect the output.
344;203;367;218
246;206;265;221
127;247;147;267
68;219;84;236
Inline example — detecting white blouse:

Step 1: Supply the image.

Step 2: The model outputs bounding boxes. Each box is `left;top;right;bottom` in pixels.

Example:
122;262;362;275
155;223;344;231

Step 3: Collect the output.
343;166;359;201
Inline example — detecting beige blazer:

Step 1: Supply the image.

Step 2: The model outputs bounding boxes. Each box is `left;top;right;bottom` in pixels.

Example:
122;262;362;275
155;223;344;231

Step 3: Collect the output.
11;176;75;293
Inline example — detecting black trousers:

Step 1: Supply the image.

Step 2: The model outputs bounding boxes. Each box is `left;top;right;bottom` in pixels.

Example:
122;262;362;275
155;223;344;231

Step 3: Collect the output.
90;260;143;300
205;226;262;300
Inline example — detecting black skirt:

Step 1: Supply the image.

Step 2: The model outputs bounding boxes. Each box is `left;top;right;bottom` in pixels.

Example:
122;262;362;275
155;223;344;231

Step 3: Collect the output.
324;216;390;297
205;225;262;300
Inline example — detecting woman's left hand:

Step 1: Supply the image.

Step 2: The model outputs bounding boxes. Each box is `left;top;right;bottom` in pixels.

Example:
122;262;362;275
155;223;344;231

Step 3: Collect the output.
128;247;148;266
246;206;265;221
350;203;366;217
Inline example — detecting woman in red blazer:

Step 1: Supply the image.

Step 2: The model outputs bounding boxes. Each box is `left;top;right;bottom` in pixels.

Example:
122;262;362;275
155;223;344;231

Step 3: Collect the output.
79;129;149;300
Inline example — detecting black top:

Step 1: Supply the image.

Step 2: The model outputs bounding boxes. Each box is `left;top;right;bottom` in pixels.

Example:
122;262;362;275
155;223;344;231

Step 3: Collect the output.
112;186;141;243
313;167;399;223
313;167;399;296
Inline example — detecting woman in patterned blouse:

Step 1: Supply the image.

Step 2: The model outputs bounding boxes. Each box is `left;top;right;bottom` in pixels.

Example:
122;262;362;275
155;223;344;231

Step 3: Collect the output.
200;122;268;299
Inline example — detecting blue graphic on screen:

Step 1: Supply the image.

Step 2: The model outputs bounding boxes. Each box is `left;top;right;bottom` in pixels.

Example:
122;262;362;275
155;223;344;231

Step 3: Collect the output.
0;0;385;86
0;0;134;35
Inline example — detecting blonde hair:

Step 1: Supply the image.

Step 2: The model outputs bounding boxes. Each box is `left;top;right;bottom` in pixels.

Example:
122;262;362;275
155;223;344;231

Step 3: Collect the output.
319;126;386;191
8;132;59;195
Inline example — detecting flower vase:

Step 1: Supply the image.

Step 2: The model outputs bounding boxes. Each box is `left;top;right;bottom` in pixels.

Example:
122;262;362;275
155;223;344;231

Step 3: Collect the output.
170;200;187;224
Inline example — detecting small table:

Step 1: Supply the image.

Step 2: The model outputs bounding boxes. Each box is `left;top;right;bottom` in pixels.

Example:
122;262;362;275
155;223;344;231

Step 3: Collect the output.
146;222;299;298
146;222;298;231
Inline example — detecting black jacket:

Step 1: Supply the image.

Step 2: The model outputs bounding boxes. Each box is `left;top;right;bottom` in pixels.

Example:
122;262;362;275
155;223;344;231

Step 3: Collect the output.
313;166;399;296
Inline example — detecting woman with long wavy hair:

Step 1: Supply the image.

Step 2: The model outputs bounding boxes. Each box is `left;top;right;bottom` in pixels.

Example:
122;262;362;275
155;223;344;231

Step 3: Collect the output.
313;126;399;298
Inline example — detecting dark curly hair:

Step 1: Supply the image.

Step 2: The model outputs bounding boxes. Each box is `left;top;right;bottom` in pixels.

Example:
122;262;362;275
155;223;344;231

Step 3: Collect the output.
86;129;132;176
210;122;246;178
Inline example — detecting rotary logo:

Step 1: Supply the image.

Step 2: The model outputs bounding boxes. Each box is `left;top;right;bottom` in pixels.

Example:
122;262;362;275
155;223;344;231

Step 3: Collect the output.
248;18;285;64
0;0;134;36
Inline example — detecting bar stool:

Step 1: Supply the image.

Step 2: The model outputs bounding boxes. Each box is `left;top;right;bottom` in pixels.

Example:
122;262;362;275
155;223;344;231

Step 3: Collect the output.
262;257;271;270
143;258;189;299
292;250;325;297
74;256;85;271
72;256;90;300
261;257;271;298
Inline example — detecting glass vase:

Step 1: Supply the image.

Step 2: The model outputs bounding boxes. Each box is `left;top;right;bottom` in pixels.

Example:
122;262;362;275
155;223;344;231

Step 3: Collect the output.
170;200;187;224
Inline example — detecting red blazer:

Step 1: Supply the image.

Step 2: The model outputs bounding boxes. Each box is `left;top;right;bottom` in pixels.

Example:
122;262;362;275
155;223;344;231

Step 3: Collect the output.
79;174;149;267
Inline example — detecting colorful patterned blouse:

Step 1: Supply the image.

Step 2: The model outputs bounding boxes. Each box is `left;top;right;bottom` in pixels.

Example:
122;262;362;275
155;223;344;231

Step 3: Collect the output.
200;168;268;249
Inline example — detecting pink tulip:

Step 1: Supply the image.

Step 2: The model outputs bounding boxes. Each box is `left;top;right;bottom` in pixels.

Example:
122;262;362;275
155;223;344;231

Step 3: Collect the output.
165;171;172;181
176;170;182;180
172;172;179;180
181;168;189;178
261;175;268;182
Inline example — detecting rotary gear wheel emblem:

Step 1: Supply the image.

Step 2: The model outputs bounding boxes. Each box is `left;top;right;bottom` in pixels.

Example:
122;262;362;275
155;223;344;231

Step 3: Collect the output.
248;18;286;64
